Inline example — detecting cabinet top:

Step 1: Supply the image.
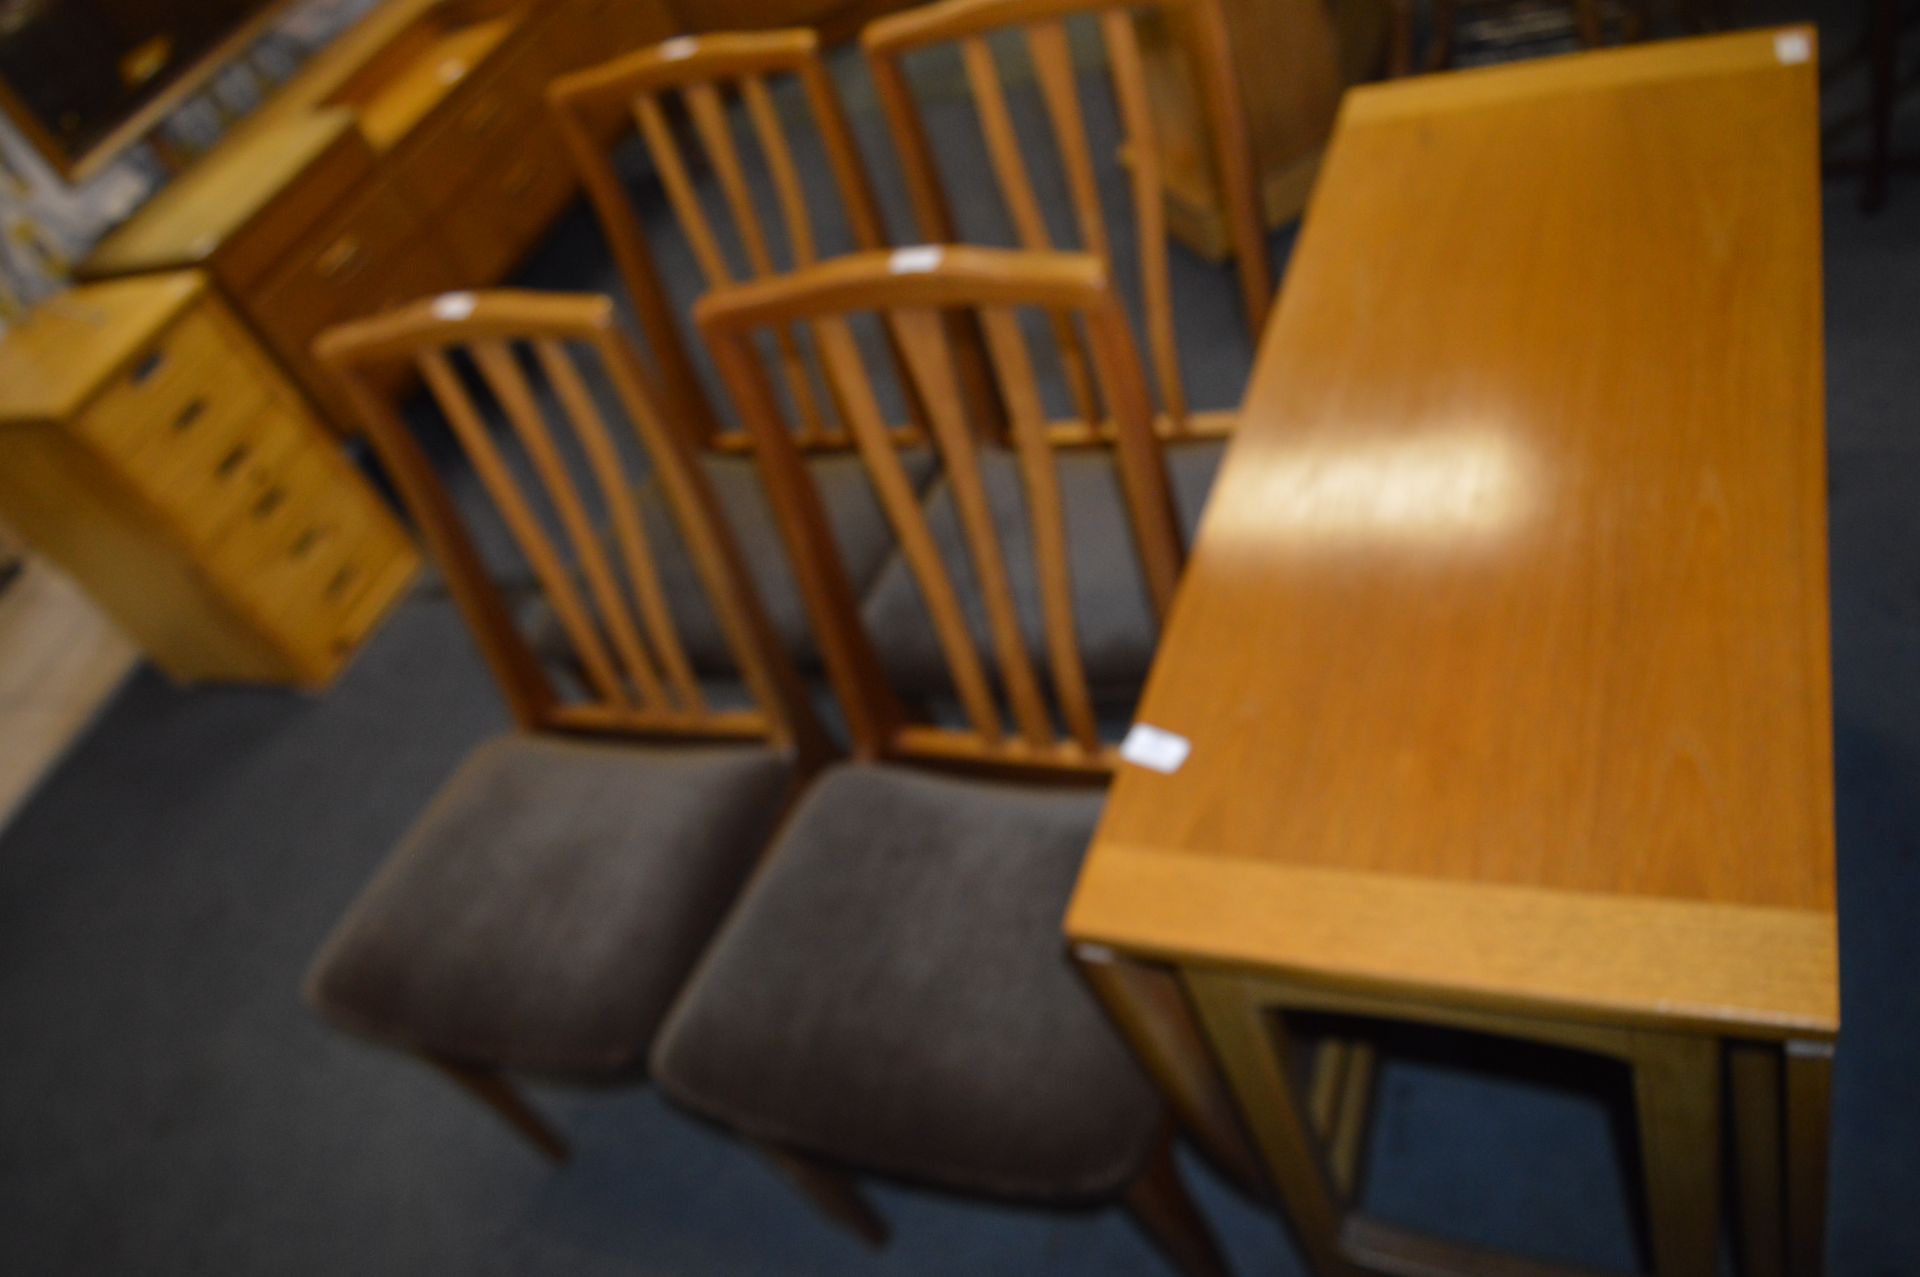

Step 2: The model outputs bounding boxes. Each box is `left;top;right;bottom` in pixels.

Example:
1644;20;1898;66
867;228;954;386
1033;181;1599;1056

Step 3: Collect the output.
79;112;363;279
0;274;207;424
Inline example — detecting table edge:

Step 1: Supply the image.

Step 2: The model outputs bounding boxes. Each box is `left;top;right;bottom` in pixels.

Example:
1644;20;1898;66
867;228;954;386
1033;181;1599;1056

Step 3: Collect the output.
1342;24;1817;124
1065;844;1839;1041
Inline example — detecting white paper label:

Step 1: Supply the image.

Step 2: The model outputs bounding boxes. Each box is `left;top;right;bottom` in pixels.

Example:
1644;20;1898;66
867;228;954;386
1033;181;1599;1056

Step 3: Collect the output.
1075;944;1117;964
1120;723;1191;774
889;246;944;274
1775;31;1811;64
660;36;698;60
432;293;478;321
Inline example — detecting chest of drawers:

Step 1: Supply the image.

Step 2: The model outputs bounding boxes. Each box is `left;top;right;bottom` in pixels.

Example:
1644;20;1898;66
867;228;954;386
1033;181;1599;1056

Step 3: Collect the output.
78;0;677;435
0;274;418;688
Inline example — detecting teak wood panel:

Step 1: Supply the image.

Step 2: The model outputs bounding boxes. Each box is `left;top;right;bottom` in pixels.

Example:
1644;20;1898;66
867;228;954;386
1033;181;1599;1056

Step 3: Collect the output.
861;0;1270;435
1066;29;1836;1037
314;289;826;762
696;247;1182;777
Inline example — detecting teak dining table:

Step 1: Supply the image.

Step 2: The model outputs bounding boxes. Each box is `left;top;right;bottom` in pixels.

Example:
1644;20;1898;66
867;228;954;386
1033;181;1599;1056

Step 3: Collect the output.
1067;27;1836;1277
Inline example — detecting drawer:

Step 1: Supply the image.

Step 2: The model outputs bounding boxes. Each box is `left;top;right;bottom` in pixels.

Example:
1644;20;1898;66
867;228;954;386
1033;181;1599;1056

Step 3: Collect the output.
388;64;535;216
252;248;459;413
115;370;272;510
221;452;408;647
206;447;335;591
175;399;311;549
445;139;578;282
74;308;237;457
253;183;424;350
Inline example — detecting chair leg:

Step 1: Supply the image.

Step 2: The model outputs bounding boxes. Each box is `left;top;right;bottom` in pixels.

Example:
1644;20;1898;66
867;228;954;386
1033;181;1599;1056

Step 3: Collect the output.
1123;1135;1232;1277
428;1055;569;1163
756;1141;889;1249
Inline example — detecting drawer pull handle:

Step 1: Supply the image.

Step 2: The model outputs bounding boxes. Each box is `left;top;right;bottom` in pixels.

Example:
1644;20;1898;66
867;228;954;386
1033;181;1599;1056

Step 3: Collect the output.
316;236;364;279
325;564;359;600
216;444;251;478
292;527;327;559
172;398;208;433
130;349;168;385
253;486;286;519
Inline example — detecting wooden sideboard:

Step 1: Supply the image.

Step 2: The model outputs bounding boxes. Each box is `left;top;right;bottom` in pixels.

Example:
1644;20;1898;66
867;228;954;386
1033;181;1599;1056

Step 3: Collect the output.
78;0;676;433
0;274;418;687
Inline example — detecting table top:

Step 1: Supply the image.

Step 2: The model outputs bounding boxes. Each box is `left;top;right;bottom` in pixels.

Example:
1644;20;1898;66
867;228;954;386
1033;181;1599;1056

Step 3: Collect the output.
1066;28;1838;1040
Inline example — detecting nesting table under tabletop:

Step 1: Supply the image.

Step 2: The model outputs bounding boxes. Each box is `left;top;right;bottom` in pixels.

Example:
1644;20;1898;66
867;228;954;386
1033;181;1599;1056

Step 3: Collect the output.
1067;28;1837;1277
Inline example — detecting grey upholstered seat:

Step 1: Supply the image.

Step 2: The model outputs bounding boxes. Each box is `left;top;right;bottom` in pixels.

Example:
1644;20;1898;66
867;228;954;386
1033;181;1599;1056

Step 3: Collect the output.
650;763;1163;1202
858;439;1224;695
305;734;792;1078
531;448;935;675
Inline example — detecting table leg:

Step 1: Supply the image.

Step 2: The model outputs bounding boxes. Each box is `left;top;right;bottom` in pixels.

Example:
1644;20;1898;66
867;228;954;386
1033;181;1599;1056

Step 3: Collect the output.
1186;968;1358;1277
1631;1032;1721;1277
1785;1040;1833;1277
1728;1043;1785;1277
1078;949;1268;1195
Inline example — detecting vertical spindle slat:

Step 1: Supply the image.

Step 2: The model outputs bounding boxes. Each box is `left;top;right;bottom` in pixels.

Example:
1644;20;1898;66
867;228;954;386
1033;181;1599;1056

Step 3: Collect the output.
473;342;669;711
815;317;1006;742
892;308;1054;747
418;349;633;709
1101;10;1188;431
979;306;1102;754
533;338;706;713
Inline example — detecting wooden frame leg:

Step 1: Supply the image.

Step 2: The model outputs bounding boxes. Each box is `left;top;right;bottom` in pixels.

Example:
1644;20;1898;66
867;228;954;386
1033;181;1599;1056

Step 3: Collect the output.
1631;1032;1721;1277
1122;1133;1233;1277
1186;969;1357;1277
1308;1038;1377;1201
1729;1043;1785;1277
1079;948;1268;1195
1784;1041;1833;1277
757;1142;889;1249
428;1056;569;1163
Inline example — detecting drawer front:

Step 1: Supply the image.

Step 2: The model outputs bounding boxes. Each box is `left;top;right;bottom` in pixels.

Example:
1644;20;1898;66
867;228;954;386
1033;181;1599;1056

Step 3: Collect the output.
117;381;297;540
256;183;423;342
251;192;459;416
445;139;578;283
389;65;534;215
208;431;414;662
74;308;236;457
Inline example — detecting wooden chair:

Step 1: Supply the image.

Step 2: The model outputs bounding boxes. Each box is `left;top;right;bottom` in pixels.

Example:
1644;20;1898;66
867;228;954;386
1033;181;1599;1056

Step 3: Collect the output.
862;0;1271;443
645;247;1226;1276
548;28;909;447
301;290;829;1159
547;32;937;673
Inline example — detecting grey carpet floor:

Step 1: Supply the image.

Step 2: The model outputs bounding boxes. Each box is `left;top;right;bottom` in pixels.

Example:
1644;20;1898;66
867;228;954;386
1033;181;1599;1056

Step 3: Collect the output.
3;5;1918;1274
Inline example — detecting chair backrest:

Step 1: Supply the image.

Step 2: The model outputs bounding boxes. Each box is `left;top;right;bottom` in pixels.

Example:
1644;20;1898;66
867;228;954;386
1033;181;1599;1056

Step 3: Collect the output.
549;30;907;451
698;246;1184;780
314;290;826;762
862;0;1269;439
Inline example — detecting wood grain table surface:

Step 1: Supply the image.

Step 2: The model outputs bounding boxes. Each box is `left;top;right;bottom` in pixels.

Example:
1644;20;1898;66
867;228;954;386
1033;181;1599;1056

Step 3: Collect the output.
1067;26;1838;1044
